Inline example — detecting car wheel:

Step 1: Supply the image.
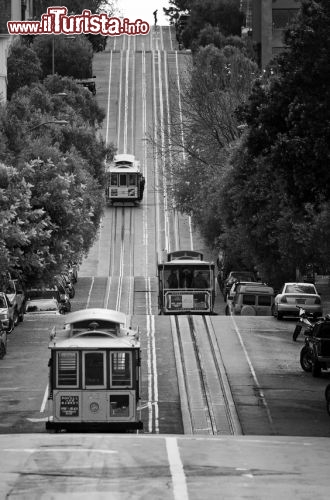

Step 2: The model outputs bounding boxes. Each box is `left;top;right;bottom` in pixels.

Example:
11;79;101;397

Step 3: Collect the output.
13;309;19;327
312;359;321;378
0;341;6;359
19;309;24;322
241;305;257;316
300;346;313;372
325;385;330;416
277;310;283;320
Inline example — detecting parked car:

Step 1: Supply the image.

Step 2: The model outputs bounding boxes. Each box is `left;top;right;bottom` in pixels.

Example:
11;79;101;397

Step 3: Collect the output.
4;279;25;325
273;282;322;320
221;271;257;301
54;275;75;300
25;288;69;315
226;283;274;316
0;323;7;358
25;297;63;317
226;281;263;315
0;291;16;333
67;262;78;283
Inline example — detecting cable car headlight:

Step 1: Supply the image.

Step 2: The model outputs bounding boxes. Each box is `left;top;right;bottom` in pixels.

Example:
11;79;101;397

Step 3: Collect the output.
90;402;99;413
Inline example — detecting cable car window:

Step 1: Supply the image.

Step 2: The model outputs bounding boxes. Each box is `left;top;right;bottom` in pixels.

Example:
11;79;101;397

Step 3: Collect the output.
84;351;106;388
111;352;132;387
119;174;127;186
57;351;79;387
128;174;136;186
110;394;130;417
110;174;118;186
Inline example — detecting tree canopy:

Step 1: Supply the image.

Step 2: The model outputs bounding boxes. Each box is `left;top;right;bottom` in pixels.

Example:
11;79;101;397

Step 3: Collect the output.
165;0;330;285
0;75;115;287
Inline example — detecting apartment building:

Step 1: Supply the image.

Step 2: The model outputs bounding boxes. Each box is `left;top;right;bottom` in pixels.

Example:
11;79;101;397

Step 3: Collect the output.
251;0;301;68
0;0;33;101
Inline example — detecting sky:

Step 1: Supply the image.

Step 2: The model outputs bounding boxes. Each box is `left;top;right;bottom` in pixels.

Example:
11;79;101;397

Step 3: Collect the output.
116;0;170;26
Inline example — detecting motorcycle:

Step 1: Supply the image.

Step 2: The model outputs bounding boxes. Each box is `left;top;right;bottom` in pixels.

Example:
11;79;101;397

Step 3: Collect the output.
292;307;314;341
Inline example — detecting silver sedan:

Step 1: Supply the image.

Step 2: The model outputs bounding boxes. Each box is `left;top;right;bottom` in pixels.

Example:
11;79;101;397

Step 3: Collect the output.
273;282;322;320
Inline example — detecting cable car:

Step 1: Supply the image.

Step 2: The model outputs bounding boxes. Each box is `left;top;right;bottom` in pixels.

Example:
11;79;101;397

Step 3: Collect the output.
45;308;143;432
105;154;145;205
157;250;216;314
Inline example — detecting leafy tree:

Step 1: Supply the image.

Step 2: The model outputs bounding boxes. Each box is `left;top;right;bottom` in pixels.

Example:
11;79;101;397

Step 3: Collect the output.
163;0;192;25
32;34;93;79
0;163;53;286
0;75;115;284
181;0;244;49
7;40;42;99
219;0;330;282
153;44;257;245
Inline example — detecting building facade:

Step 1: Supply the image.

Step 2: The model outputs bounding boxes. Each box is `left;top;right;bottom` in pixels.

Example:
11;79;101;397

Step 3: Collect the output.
251;0;301;68
0;0;33;101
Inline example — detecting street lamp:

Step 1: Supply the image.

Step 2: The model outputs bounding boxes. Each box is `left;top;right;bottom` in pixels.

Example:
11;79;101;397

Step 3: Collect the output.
28;120;69;132
52;36;76;75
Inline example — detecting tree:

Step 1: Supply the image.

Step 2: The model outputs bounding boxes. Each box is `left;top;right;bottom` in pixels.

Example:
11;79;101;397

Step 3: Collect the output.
163;0;192;25
0;75;115;284
152;44;257;249
181;0;244;49
32;34;93;79
7;40;42;99
219;0;330;282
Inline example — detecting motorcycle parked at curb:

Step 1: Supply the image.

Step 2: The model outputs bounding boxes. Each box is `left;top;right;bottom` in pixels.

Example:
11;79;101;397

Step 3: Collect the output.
297;307;330;377
292;307;314;341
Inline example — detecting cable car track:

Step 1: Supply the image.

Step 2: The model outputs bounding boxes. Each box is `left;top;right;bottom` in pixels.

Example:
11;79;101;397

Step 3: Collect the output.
172;315;242;435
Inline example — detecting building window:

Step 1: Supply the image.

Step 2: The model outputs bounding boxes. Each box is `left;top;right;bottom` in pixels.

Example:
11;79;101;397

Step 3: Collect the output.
272;9;299;30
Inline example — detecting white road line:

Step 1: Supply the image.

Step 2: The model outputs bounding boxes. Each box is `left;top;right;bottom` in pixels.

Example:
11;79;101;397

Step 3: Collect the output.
4;448;118;454
175;51;194;250
40;383;48;413
164;50;178;250
151;312;159;433
158;49;170;252
230;315;275;432
85;276;94;308
152;50;162;257
166;437;189;500
105;49;113;145
123;47;129;152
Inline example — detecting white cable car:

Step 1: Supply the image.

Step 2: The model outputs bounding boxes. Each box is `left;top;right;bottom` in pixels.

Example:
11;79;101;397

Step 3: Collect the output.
105;154;145;205
46;308;143;432
157;250;216;314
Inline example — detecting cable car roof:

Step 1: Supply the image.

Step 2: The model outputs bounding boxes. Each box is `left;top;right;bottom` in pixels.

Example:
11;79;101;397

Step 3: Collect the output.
159;259;214;266
64;308;128;327
50;335;140;349
106;154;141;173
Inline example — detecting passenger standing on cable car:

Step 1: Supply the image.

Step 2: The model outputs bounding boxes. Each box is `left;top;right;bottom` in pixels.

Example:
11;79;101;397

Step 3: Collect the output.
180;269;192;288
167;270;178;288
193;271;209;289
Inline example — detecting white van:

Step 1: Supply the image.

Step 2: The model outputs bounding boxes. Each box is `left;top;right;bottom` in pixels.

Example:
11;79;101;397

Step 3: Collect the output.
227;283;274;316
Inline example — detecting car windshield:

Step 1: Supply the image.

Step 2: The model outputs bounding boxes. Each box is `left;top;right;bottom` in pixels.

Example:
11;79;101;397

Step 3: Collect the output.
230;273;255;281
285;284;316;294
